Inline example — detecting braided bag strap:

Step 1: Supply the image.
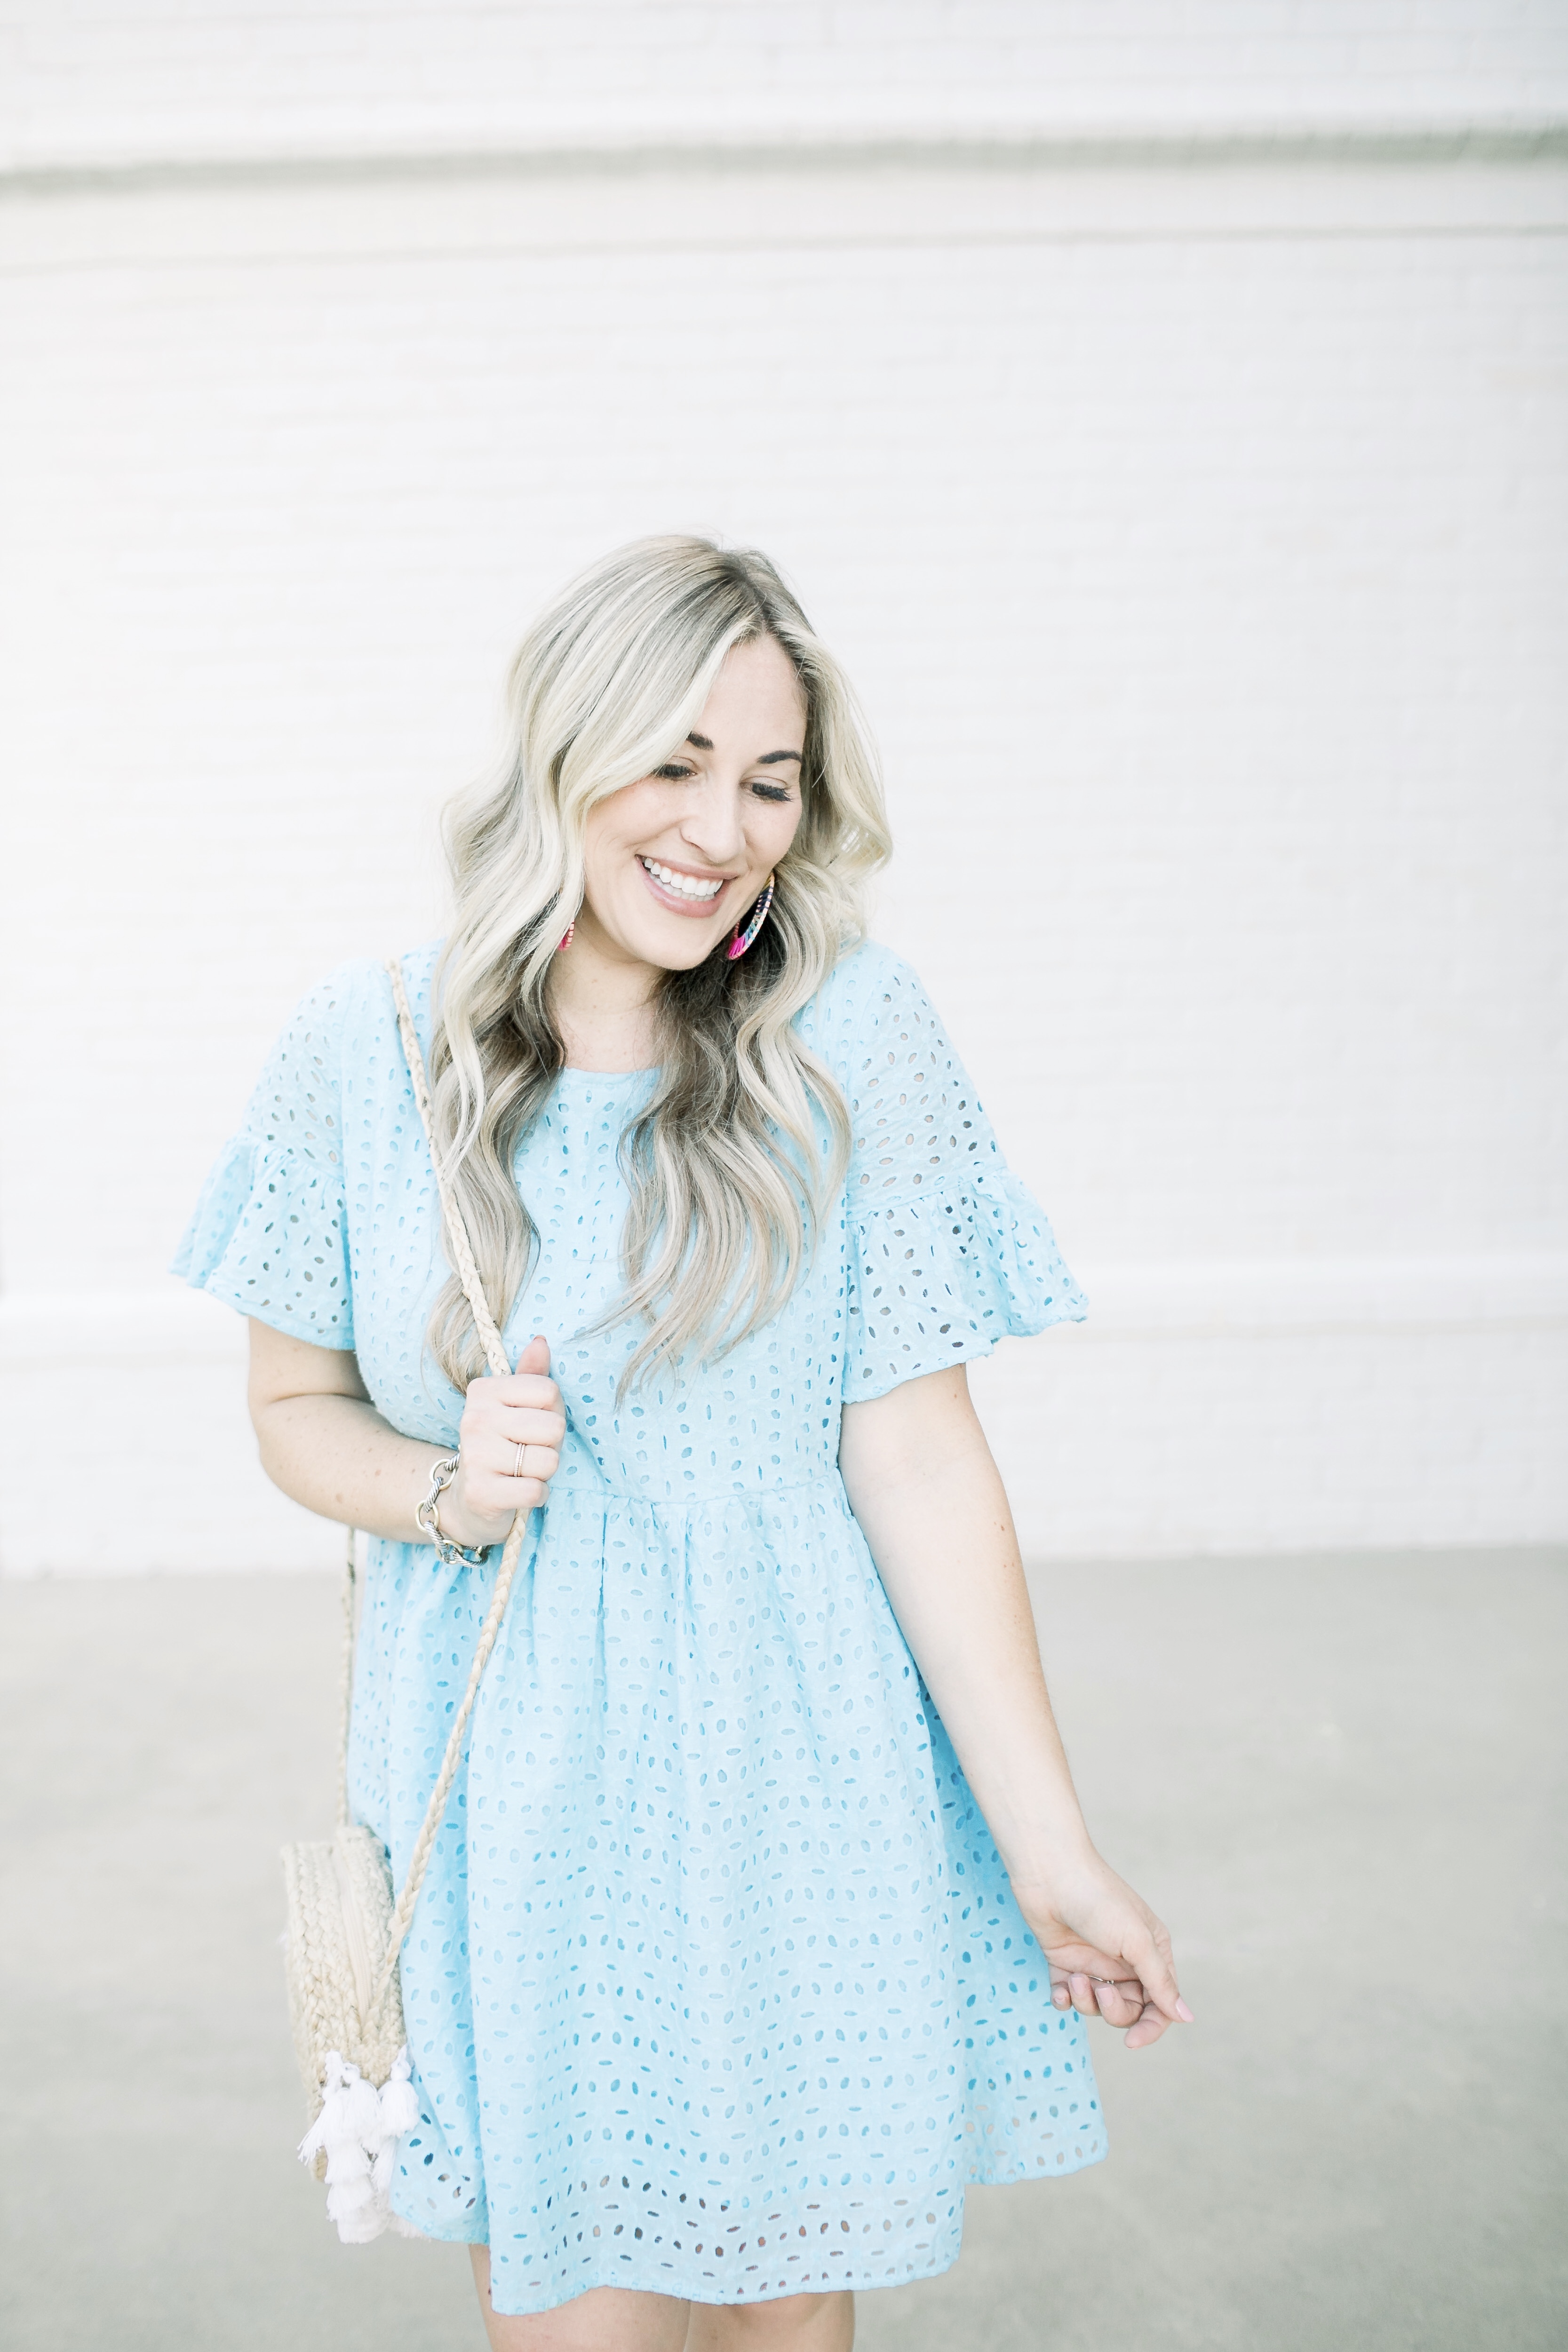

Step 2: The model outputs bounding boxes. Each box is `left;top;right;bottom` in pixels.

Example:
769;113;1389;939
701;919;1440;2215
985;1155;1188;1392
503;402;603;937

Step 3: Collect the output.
364;954;532;2001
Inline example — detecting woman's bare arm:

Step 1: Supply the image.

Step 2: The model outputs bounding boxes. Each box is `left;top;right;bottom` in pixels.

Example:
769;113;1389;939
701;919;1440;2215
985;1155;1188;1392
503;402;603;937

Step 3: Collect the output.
839;1363;1191;2048
246;1320;565;1552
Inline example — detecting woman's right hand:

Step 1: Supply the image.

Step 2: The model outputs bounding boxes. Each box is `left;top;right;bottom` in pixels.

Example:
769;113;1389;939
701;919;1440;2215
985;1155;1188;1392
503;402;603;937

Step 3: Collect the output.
445;1335;565;1546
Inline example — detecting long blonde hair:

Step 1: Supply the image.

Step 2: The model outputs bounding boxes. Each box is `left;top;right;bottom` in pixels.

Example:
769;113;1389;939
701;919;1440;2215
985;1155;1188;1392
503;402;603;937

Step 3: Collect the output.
427;536;891;1393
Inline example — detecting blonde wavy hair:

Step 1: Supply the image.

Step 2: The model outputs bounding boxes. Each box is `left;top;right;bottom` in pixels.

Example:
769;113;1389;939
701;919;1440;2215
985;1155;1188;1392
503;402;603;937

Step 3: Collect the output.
426;536;892;1393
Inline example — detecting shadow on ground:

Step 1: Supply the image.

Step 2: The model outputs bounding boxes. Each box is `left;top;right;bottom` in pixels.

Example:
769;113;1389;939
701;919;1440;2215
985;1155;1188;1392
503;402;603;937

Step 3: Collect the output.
1;1553;1562;2350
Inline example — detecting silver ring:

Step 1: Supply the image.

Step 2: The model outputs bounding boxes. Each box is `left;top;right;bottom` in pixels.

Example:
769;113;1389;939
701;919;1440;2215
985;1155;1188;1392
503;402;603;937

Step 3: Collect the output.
513;1439;526;1480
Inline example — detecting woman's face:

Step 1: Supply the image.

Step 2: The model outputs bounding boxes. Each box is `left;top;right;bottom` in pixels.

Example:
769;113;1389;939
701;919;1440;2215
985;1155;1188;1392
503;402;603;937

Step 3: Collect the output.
578;634;807;975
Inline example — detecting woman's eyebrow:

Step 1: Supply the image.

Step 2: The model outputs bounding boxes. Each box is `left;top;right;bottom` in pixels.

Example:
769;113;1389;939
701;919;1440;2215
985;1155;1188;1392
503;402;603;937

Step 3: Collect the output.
682;732;802;764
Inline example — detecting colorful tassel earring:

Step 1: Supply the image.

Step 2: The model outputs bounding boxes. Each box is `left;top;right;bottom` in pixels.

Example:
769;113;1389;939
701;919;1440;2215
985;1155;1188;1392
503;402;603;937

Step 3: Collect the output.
726;872;775;961
557;919;575;952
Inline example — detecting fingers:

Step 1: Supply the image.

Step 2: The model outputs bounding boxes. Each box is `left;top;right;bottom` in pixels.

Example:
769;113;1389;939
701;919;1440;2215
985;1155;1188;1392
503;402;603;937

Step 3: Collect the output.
1124;2000;1173;2051
470;1374;563;1413
1049;1947;1192;2047
1072;1970;1138;2025
463;1422;564;1479
1054;1969;1172;2045
486;1402;566;1458
463;1439;560;1495
1037;1868;1194;2049
1090;1978;1145;2028
1122;1917;1193;2027
1052;1968;1132;2022
454;1339;565;1531
467;1337;560;1411
507;1476;553;1513
1051;1914;1191;2033
501;1376;562;1410
452;1466;552;1537
461;1336;566;1489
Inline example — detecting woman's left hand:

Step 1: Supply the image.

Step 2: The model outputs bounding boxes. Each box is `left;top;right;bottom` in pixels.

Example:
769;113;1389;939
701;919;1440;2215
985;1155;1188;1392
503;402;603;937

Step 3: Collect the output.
1009;1851;1194;2050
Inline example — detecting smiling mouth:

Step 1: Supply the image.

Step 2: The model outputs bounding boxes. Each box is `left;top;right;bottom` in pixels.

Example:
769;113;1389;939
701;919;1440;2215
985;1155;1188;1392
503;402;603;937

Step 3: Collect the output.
639;856;728;905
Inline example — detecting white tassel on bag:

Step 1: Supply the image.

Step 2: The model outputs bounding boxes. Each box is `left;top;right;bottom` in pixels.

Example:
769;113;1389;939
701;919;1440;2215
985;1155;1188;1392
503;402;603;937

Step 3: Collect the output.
298;2047;421;2244
377;2048;422;2137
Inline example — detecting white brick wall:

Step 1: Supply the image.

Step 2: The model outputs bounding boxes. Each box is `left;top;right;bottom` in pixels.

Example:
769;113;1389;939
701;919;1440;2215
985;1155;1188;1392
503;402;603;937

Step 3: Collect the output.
4;1;1568;166
1;7;1564;1569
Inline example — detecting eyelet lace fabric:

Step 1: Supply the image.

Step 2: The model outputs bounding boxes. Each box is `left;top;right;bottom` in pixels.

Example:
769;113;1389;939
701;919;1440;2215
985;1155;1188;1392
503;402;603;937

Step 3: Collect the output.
175;939;1099;2316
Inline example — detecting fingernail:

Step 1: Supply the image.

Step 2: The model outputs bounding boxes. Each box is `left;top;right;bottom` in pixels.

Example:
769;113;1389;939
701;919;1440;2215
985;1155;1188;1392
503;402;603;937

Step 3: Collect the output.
1176;1999;1195;2024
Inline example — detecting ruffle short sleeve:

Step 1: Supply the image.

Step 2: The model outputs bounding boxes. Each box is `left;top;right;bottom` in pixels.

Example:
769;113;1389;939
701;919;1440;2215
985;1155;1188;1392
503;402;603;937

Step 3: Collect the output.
171;966;360;1347
828;948;1086;1403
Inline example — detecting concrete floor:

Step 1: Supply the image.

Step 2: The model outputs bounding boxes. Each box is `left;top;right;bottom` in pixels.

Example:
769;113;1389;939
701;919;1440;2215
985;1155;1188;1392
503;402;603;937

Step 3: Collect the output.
1;1553;1563;2352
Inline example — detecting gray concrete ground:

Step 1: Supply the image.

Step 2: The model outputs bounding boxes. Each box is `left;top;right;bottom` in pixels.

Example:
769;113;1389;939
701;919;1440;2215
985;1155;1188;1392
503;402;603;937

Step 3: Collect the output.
1;1553;1563;2352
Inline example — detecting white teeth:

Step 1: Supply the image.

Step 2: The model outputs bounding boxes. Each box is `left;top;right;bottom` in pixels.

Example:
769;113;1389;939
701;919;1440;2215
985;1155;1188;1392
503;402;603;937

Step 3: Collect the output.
641;857;723;901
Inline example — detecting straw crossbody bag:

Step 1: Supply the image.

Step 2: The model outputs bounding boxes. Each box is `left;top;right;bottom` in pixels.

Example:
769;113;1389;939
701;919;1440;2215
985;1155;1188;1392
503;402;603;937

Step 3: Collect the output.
280;955;532;2242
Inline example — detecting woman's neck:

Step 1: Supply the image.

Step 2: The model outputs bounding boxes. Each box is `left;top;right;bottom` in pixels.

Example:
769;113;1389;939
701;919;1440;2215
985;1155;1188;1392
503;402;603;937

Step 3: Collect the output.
546;919;662;1073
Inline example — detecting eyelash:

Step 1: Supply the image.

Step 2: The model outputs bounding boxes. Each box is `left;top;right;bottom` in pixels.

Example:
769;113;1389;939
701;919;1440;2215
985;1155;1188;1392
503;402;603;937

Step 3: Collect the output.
653;763;793;804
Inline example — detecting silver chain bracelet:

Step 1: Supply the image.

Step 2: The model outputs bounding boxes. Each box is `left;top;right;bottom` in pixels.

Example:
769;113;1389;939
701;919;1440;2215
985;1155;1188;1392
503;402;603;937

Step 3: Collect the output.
414;1453;491;1567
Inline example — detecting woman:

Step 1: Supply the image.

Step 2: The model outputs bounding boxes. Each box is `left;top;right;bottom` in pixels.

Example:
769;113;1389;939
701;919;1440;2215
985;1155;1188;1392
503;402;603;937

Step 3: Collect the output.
177;538;1188;2351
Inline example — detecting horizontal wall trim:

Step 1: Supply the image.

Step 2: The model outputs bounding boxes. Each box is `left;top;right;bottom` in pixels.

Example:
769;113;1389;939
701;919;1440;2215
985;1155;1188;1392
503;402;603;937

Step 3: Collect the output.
4;119;1567;199
4;1258;1565;1367
5;149;1565;277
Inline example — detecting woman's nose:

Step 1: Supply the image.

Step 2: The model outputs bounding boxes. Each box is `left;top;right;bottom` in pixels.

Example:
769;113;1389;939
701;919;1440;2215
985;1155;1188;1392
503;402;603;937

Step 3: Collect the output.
680;773;747;865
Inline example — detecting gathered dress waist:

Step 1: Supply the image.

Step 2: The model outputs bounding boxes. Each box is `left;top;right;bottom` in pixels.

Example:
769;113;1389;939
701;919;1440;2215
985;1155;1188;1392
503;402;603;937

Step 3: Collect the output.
533;1464;847;1510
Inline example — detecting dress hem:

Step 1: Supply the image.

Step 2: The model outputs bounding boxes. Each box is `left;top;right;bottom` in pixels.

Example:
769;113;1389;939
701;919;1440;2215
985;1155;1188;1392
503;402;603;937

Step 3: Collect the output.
391;2141;1109;2316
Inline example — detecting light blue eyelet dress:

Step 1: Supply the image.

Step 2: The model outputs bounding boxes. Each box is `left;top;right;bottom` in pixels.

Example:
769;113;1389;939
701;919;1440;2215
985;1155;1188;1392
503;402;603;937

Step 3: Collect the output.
175;936;1103;2317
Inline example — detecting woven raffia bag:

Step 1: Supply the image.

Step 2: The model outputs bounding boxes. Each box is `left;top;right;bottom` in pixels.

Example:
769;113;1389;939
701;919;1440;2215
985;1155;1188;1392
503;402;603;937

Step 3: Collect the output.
280;956;528;2243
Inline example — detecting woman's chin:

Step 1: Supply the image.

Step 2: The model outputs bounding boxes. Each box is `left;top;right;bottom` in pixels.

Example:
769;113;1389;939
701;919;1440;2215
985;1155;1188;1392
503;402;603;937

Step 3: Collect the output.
615;916;727;973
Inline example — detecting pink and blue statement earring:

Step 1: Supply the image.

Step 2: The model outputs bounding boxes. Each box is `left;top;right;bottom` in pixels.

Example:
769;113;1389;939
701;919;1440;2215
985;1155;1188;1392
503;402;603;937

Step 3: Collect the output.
726;872;775;961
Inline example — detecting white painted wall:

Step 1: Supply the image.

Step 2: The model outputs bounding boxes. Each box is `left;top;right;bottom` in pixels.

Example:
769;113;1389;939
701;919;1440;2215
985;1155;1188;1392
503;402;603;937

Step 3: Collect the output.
1;5;1565;1571
5;0;1568;161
